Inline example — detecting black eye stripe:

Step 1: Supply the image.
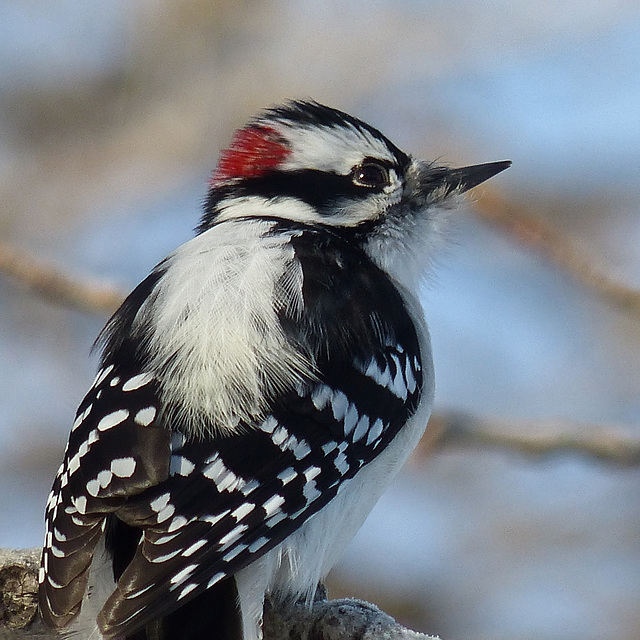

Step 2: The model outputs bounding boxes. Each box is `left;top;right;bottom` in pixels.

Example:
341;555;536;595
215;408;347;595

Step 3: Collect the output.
221;169;398;216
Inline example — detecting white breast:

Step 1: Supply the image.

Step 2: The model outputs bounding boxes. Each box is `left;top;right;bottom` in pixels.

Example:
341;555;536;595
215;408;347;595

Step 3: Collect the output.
139;218;312;436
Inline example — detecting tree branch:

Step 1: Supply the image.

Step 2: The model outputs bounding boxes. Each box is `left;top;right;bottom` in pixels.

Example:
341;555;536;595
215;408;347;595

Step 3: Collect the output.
419;411;640;466
0;244;123;316
0;549;438;640
473;189;640;318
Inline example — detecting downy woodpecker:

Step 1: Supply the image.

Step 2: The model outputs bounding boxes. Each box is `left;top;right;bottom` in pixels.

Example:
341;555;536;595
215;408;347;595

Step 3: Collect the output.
39;100;510;640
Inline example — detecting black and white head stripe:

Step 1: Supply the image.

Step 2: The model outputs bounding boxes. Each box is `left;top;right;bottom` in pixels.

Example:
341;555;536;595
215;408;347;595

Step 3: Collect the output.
39;223;424;638
200;100;411;232
260;100;410;168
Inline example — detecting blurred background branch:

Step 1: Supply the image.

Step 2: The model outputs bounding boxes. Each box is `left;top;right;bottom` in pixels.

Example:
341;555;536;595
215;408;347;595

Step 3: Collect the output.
475;189;640;318
421;412;640;466
0;244;123;316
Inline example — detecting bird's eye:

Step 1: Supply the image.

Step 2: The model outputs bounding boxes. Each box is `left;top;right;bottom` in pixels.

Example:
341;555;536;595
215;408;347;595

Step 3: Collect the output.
351;161;390;189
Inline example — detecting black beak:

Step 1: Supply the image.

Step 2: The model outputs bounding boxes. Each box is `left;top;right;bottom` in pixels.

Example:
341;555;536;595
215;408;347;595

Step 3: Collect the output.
447;160;511;193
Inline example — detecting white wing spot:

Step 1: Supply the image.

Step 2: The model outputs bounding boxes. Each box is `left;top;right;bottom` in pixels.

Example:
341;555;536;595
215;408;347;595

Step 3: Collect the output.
97;469;113;488
151;548;182;564
207;572;225;588
343;403;359;436
97;409;129;432
292;439;311;460
171;432;186;452
125;583;155;599
200;510;229;526
405;358;417;394
110;457;137;478
77;439;91;458
240;479;260;496
47;574;65;589
218;524;247;548
67;453;81;475
258;416;278;434
331;390;349;422
93;365;114;388
110;376;121;387
154;532;181;545
183;539;208;557
366;418;385;445
168;515;189;532
116;605;145;625
203;454;225;481
263;494;285;517
277;467;297;485
71;404;92;432
311;385;332;411
363;358;392;389
53;527;66;542
352;415;370;442
266;511;287;528
222;543;247;562
150;493;171;513
73;495;87;515
334;451;349;475
178;583;198;600
271;425;289;447
247;536;270;553
303;466;321;482
156;503;176;523
303;480;321;503
58;471;69;490
134;406;157;426
321;441;338;455
170;455;195;477
122;372;154;392
170;564;197;586
389;353;408;400
86;479;101;497
283;432;299;451
216;469;243;492
231;502;255;521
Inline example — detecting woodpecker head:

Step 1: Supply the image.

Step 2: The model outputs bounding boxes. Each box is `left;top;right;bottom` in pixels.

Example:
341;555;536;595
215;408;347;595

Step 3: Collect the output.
200;100;510;283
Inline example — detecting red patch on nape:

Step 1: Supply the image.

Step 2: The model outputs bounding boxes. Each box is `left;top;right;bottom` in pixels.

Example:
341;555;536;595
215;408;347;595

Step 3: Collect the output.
210;125;291;187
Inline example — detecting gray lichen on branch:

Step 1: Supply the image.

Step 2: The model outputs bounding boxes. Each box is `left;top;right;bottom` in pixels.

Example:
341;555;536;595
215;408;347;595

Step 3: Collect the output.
0;548;438;640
